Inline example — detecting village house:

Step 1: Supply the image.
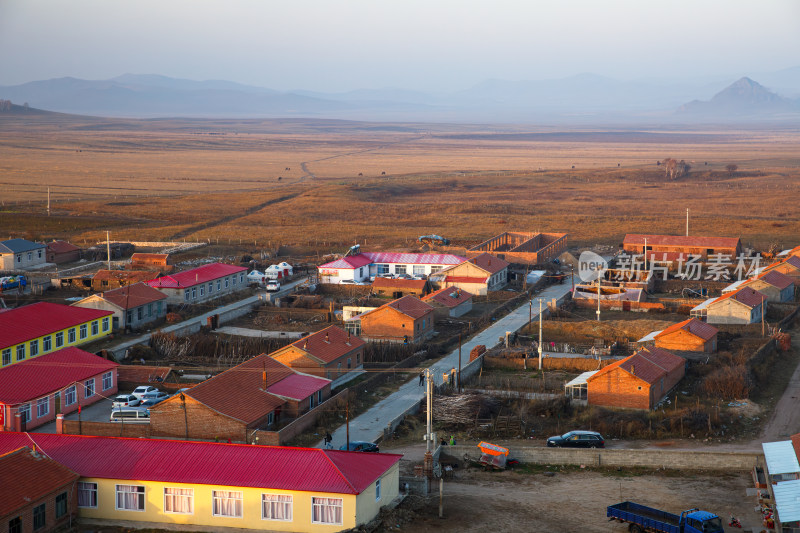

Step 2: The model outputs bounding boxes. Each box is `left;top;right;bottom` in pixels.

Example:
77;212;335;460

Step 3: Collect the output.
765;255;800;284
705;286;768;325
641;317;719;353
0;302;113;368
468;231;568;265
346;295;435;344
0;239;47;271
130;252;172;270
72;282;168;331
0;347;118;431
742;269;795;303
0;433;401;533
622;234;742;263
431;253;509;295
0;446;79;533
371;277;430;299
269;326;366;385
761;434;800;531
422;287;473;318
585;347;686;410
91;269;155;291
45;240;81;264
147;263;248;305
317;252;465;284
149;354;330;443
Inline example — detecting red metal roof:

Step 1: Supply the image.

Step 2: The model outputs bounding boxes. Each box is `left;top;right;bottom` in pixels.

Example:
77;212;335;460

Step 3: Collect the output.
0;347;118;404
424;287;473;308
0;302;113;350
623;234;741;249
172;355;295;424
96;282;167;309
267;374;330;400
711;286;766;309
372;277;428;290
46;240;80;254
318;254;373;270
787;256;800;268
147;263;246;289
288;326;365;364
363;252;465;265
588;347;684;385
387;295;434;319
0;433;401;495
468;252;510;274
754;270;794;290
0;447;79;518
655;318;718;342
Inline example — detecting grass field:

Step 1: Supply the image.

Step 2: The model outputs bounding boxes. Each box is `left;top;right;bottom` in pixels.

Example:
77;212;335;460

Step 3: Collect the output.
1;113;799;252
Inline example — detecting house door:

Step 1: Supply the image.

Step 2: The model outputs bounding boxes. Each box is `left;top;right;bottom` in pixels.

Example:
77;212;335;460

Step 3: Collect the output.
54;392;61;415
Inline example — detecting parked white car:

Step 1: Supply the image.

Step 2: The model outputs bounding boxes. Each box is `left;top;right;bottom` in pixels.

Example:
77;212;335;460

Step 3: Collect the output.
112;394;141;408
131;385;159;400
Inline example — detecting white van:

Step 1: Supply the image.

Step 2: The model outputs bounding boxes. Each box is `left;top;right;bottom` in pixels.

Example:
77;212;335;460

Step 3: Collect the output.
110;407;150;423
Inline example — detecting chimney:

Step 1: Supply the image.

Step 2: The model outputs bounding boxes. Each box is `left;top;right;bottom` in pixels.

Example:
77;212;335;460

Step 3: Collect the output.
263;369;267;390
347;331;351;345
325;332;330;343
630;364;635;376
303;341;308;350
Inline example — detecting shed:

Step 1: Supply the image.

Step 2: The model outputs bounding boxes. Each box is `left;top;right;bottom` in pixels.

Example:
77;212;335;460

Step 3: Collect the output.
46;241;81;264
564;370;598;401
653;318;718;353
423;287;473;318
372;277;430;299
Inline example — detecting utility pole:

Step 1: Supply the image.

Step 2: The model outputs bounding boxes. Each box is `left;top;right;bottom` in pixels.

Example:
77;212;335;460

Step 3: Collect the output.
529;299;532;334
538;298;544;370
346;395;350;452
762;296;766;337
424;368;434;481
596;271;601;322
644;237;648;272
106;230;111;271
457;332;462;393
686;208;689;236
571;264;574;292
47;187;50;216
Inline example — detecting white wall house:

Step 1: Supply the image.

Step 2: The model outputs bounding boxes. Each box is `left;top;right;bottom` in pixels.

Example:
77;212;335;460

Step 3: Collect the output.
318;252;465;284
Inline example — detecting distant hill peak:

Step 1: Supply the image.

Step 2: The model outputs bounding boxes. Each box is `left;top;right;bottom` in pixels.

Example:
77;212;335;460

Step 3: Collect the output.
678;76;797;116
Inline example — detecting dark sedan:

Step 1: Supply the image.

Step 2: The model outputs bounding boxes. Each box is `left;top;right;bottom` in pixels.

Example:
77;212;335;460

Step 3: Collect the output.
339;441;380;452
546;430;605;448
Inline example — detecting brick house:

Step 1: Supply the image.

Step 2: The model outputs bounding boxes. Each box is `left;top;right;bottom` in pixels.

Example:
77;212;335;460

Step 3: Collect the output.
468;231;568;265
72;282;167;331
0;347;118;431
423;287;473;318
765;256;800;284
742;270;795;303
706;286;767;325
372;277;430;299
269;326;366;385
586;347;686;410
432;253;509;295
130;253;171;270
0;447;79;533
45;241;80;264
90;270;155;292
149;354;330;442
653;318;719;353
147;263;248;305
347;295;435;344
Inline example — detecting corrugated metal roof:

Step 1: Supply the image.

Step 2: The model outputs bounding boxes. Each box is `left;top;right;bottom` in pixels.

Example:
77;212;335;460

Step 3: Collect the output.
0;347;118;404
267;374;330;400
0;302;113;349
387;295;434;319
46;240;80;254
318;254;373;270
0;433;402;495
655;318;718;341
289;326;365;364
691;297;717;312
0;447;79;517
722;279;748;293
0;238;46;254
364;252;465;265
468;253;509;274
710;286;766;309
147;263;246;289
623;234;740;249
755;270;794;290
424;287;473;308
637;330;662;343
773;479;800;523
763;441;800;475
564;371;598;388
77;282;166;311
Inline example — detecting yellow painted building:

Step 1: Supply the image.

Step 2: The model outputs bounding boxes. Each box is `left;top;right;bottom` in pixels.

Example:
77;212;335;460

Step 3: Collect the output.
0;433;402;533
0;302;113;368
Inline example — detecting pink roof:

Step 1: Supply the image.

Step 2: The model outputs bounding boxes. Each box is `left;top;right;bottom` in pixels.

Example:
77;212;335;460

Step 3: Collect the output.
0;302;113;349
267;374;329;400
468;252;509;274
0;348;118;404
147;263;246;289
46;240;80;254
318;252;465;270
318;254;373;270
0;433;401;495
424;287;473;308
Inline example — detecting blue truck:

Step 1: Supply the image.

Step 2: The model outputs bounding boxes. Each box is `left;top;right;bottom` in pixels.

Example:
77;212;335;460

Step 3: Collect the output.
607;501;725;533
0;275;26;292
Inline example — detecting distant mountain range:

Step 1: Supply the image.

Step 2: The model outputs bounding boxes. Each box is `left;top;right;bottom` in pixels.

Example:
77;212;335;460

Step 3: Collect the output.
1;71;799;123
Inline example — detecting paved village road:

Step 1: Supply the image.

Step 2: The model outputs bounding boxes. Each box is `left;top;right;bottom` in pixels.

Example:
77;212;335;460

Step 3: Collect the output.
321;278;575;449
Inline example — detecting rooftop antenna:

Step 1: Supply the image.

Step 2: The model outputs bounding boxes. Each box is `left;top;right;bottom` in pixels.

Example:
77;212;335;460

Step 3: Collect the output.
106;231;111;271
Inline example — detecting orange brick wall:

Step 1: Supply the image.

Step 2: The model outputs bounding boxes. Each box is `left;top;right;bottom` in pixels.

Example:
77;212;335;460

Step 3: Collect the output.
149;394;250;442
655;330;716;353
360;307;434;343
587;367;652;410
0;481;77;533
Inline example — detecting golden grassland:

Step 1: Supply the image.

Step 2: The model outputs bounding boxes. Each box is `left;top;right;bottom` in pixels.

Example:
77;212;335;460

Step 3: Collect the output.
1;114;799;252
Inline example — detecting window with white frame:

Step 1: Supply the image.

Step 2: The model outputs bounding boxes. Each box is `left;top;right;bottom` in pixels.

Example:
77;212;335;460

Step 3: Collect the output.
217;279;221;291
102;317;110;332
79;324;88;339
16;344;25;361
27;252;32;261
375;479;381;501
43;335;52;351
116;485;145;511
164;487;193;514
37;396;49;418
377;264;389;275
232;275;236;285
55;332;64;347
262;494;292;521
84;378;95;398
78;482;97;508
2;348;11;366
102;371;113;391
184;289;190;301
64;385;77;406
30;339;39;357
92;320;99;335
208;282;213;293
212;490;243;518
68;328;76;343
199;285;205;296
430;265;443;273
312;497;342;525
19;403;31;424
191;287;197;299
413;265;425;276
38;249;42;259
225;277;229;288
395;265;407;275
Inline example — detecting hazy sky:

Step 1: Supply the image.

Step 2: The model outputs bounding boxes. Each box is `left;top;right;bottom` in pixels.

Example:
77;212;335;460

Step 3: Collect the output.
1;0;799;91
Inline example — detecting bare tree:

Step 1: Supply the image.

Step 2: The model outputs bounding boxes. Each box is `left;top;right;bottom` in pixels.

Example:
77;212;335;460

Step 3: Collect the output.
725;164;738;176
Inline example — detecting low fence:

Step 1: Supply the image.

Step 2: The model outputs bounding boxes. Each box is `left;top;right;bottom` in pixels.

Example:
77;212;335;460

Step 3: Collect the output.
573;299;667;312
448;444;764;471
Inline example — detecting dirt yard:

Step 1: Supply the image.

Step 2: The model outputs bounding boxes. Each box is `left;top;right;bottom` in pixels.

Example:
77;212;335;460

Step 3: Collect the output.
379;467;755;532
